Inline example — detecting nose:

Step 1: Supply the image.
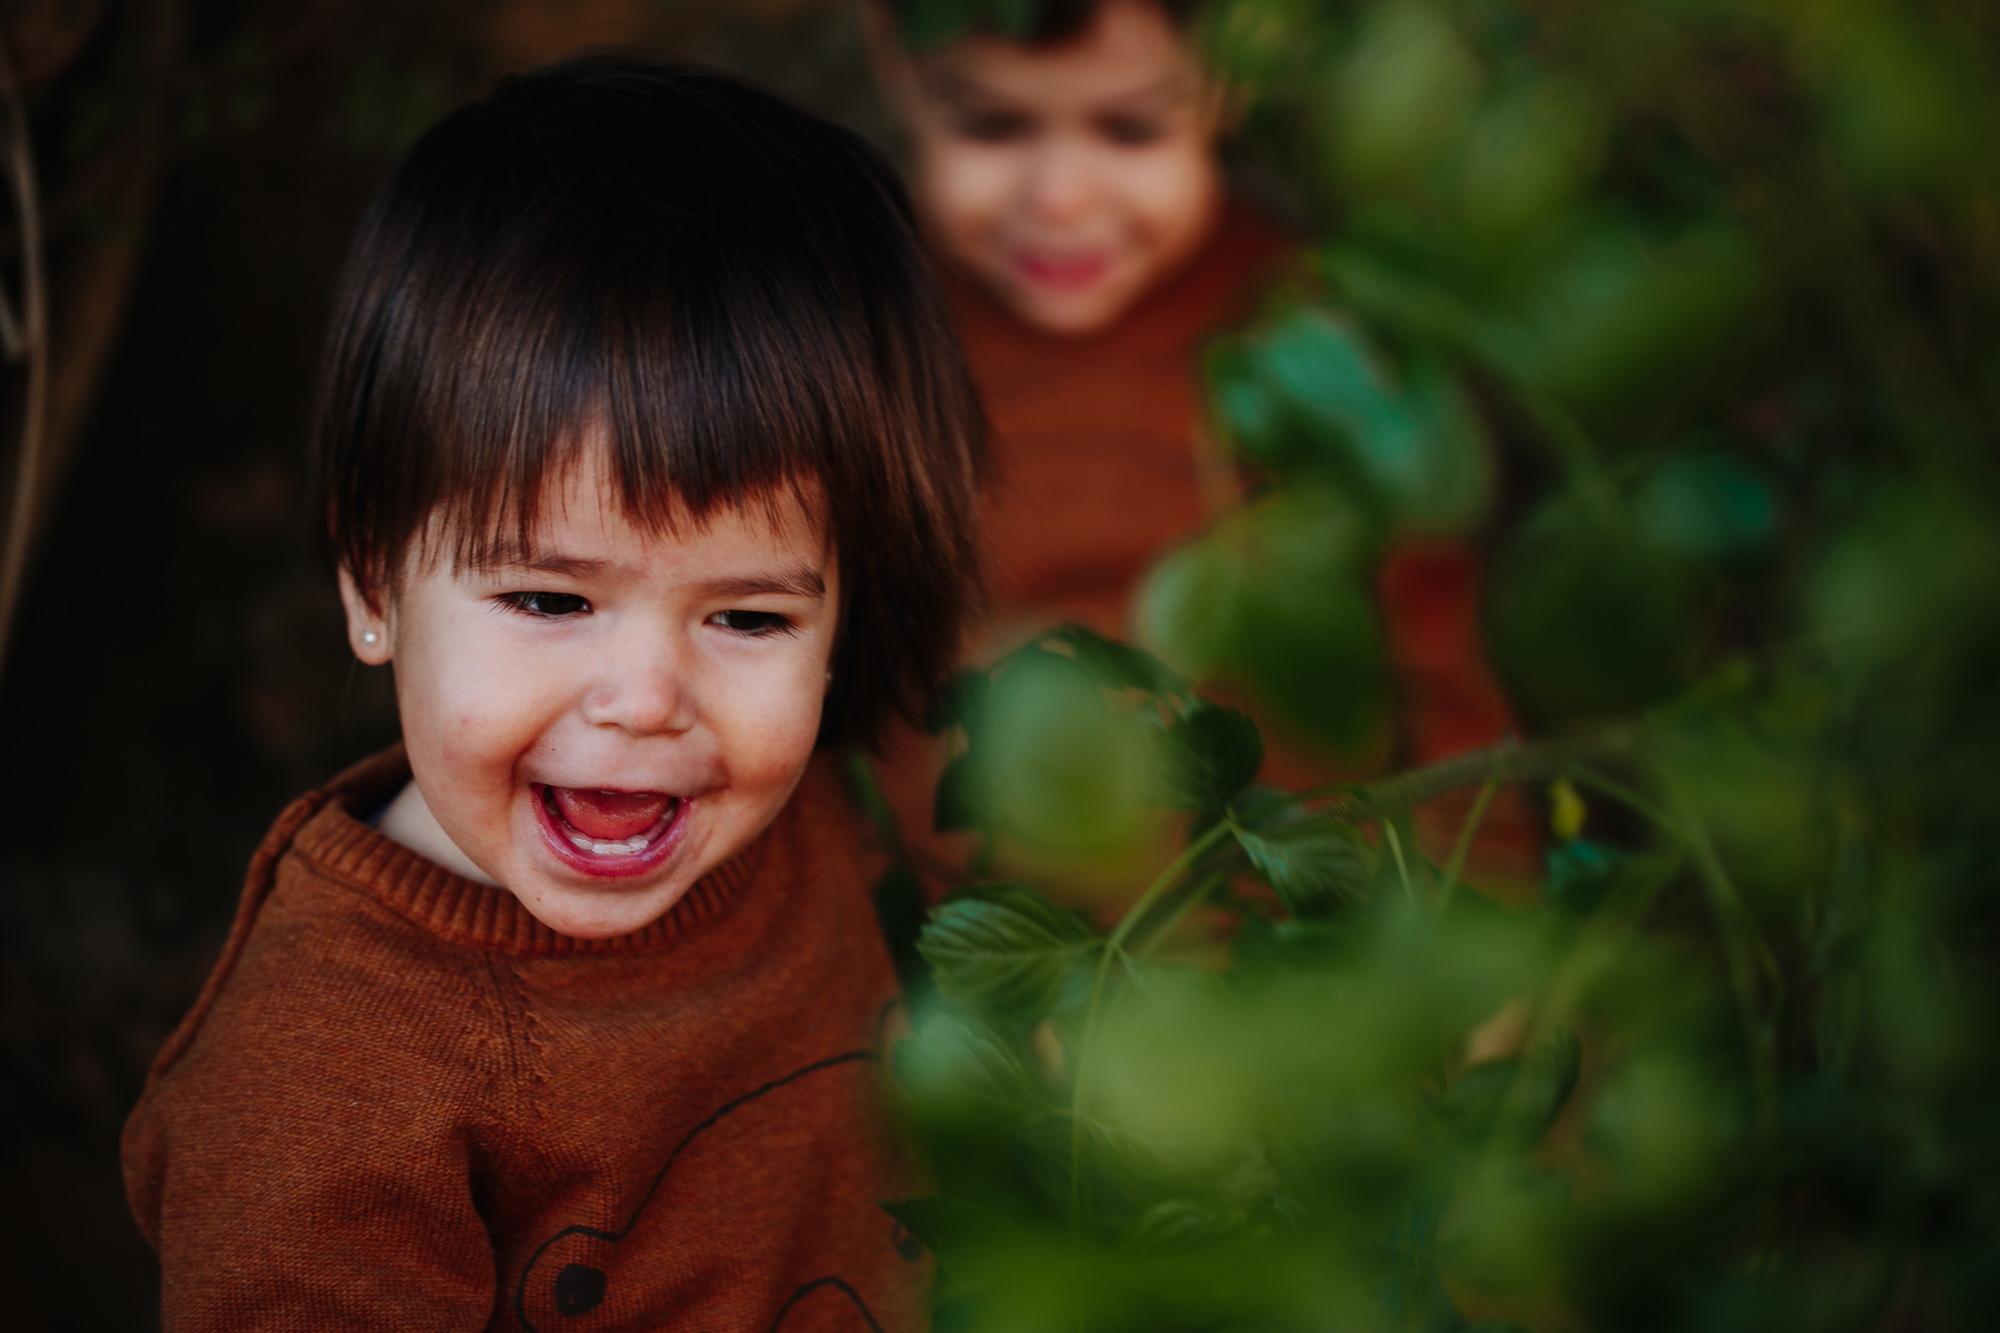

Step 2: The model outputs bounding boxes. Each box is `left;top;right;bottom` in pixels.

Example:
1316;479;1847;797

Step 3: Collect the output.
1021;136;1097;228
578;624;696;738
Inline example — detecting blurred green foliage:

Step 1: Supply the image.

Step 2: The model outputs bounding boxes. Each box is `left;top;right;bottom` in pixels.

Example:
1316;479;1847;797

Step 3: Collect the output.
882;1;2000;1330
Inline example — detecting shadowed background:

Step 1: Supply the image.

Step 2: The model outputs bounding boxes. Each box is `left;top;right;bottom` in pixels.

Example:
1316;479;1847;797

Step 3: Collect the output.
0;4;883;1326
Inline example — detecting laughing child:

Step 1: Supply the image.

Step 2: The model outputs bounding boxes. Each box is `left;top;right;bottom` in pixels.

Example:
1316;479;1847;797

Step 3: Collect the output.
122;56;983;1331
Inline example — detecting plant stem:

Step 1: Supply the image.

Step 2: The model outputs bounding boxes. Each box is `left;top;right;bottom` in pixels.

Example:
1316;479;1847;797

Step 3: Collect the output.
1383;820;1415;903
1134;870;1229;960
1671;788;1784;1145
1439;778;1500;907
1564;758;1784;1144
1066;817;1234;1252
1561;762;1679;833
1291;734;1627;822
0;32;48;680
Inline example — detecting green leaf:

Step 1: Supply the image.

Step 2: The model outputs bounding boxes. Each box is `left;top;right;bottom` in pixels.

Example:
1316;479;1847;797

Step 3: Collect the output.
1490;221;1772;427
1136;531;1254;681
1438;1029;1580;1151
895;1009;1052;1120
880;1196;955;1262
1125;1197;1258;1254
1810;484;2000;679
1485;490;1706;725
1438;1057;1518;1144
1634;452;1781;574
1207;335;1305;471
1234;566;1390;752
1235;818;1375;919
1515;1028;1583;1142
1333;0;1483;193
1139;485;1392;752
1039;624;1188;697
1442;1166;1571;1295
1215;304;1493;533
924;669;989;736
981;650;1160;852
872;866;933;1001
933;750;992;834
917;883;1100;1022
1157;702;1266;813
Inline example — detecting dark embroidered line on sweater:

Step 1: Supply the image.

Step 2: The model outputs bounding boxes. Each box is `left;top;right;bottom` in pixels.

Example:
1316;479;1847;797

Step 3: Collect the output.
769;1277;886;1333
513;1049;874;1332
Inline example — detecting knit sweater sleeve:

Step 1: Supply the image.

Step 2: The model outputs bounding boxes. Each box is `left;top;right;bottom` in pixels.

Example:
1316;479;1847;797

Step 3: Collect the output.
124;863;505;1332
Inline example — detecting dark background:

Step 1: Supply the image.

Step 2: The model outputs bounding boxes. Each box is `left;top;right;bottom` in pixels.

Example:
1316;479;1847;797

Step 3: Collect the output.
0;3;888;1325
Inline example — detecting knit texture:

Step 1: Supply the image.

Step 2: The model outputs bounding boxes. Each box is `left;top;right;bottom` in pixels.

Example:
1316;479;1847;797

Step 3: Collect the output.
123;747;925;1332
951;202;1291;636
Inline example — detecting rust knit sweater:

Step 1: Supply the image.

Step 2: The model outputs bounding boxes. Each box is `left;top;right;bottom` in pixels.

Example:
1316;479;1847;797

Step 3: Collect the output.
123;746;923;1333
951;201;1291;638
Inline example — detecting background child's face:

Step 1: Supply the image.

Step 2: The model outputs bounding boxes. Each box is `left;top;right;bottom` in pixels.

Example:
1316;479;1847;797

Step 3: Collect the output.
340;447;839;939
877;0;1227;337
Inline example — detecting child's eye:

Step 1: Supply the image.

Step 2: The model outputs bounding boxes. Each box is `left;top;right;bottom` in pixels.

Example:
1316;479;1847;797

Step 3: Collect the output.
708;609;794;636
1099;114;1167;147
501;590;591;618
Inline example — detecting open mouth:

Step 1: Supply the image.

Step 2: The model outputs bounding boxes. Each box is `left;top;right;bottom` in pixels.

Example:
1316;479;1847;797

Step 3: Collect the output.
533;784;688;877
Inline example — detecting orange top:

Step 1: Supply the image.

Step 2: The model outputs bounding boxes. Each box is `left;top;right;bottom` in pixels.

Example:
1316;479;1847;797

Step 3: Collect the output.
951;201;1291;639
123;747;924;1332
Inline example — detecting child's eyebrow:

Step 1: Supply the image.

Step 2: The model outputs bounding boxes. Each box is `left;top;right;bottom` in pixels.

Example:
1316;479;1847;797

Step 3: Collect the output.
482;553;609;578
476;553;824;599
925;69;1196;112
694;566;827;601
504;552;604;572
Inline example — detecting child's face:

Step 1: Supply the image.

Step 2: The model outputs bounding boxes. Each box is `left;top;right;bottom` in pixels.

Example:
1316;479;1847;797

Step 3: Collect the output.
877;0;1227;337
341;447;839;939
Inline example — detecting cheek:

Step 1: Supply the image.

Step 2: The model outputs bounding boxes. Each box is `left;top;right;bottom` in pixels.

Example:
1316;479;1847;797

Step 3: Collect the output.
922;143;1020;245
394;627;560;772
710;660;828;789
1117;142;1222;250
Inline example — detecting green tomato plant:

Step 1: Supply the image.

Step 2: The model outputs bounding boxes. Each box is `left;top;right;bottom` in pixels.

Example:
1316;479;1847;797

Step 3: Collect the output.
871;2;2000;1330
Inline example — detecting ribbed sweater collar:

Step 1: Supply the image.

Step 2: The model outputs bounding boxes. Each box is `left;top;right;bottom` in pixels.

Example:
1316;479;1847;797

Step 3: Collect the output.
286;746;766;958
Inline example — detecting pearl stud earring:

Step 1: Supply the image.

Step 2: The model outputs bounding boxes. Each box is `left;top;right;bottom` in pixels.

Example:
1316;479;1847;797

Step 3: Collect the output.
362;631;379;646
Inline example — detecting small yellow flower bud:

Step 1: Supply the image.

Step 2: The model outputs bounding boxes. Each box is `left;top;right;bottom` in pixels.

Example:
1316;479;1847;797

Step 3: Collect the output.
1550;778;1587;843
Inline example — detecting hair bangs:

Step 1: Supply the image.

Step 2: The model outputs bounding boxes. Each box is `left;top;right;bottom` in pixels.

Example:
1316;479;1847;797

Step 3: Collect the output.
893;0;1202;48
418;234;859;582
313;57;987;747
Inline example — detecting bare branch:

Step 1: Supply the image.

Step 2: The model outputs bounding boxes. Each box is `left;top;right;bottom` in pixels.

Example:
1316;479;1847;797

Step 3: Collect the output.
0;27;50;678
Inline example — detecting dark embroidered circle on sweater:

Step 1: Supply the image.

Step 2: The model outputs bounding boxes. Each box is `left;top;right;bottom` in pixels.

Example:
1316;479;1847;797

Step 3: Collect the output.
514;1052;877;1333
555;1264;607;1315
891;1221;923;1262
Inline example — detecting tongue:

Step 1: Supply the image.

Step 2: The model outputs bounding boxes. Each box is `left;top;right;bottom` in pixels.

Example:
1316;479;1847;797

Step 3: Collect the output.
550;787;673;841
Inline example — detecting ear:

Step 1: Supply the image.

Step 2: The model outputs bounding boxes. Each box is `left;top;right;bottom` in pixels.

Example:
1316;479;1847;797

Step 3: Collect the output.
337;566;393;665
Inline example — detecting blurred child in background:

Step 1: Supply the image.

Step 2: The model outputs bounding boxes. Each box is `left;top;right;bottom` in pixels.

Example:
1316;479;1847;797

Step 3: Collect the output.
866;0;1540;888
870;0;1271;638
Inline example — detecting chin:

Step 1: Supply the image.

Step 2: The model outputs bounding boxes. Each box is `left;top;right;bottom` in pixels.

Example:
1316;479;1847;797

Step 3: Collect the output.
1013;288;1136;338
516;876;694;940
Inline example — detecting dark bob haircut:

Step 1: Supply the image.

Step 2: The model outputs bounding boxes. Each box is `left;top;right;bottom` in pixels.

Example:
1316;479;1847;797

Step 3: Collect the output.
312;56;986;749
888;0;1201;48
